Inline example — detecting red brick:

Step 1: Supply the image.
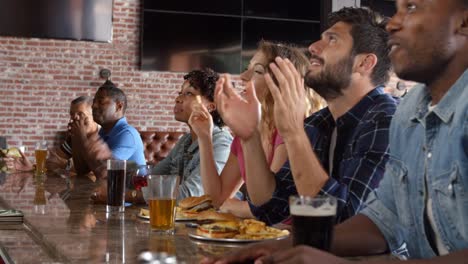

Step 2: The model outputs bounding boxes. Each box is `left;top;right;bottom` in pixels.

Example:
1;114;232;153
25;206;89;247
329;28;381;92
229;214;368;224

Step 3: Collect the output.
0;0;272;159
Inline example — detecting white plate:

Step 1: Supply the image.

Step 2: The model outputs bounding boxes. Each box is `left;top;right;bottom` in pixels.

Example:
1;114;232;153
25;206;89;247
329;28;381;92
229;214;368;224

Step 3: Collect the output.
137;212;150;220
188;230;289;243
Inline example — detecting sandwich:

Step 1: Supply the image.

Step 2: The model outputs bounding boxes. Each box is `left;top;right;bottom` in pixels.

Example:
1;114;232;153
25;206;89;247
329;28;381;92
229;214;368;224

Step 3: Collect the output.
196;211;240;238
196;210;239;222
177;195;213;218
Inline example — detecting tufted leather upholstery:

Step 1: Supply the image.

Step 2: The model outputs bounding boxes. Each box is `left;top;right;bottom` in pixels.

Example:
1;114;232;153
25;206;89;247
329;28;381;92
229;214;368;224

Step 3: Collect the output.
140;131;185;165
53;131;185;165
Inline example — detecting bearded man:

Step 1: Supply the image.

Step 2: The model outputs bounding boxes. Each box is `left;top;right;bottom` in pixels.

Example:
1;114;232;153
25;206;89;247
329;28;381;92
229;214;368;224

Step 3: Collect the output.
213;7;399;224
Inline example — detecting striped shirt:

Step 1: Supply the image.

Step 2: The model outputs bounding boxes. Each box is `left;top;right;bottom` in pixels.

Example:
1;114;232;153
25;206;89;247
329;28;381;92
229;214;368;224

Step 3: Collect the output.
248;87;399;225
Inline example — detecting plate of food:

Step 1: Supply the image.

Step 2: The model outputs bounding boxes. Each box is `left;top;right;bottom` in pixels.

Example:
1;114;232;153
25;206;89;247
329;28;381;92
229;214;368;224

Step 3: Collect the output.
188;212;290;243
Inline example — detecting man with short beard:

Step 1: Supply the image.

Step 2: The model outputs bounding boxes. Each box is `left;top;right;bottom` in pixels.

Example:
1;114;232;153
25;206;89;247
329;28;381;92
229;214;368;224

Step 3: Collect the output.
214;7;398;225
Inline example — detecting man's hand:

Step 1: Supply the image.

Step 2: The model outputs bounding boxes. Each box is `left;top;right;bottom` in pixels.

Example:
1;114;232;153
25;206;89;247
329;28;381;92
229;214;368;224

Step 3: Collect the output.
215;74;261;140
189;97;214;141
10;172;31;194
254;245;352;264
265;57;306;140
69;113;89;141
200;238;290;264
45;149;68;175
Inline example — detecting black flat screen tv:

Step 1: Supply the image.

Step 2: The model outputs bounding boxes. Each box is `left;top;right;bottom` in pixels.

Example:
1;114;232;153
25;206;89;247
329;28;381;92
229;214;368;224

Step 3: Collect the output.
141;0;324;74
0;0;113;42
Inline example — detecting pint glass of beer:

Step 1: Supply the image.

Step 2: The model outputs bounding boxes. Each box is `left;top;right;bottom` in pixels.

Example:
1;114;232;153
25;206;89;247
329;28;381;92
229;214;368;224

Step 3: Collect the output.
106;159;127;213
147;175;179;234
35;141;48;175
289;195;337;250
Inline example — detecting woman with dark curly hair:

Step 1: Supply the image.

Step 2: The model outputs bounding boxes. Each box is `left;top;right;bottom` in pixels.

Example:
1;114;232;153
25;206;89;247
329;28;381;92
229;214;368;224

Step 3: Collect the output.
145;68;233;200
189;41;324;217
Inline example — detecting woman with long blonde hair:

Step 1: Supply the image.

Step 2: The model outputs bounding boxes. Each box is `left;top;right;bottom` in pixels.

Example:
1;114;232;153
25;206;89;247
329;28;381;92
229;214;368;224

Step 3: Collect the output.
189;40;324;218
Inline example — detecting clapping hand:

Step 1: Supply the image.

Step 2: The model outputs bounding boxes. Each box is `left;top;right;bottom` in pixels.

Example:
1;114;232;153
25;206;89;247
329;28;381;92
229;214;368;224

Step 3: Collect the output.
215;74;261;140
265;57;307;140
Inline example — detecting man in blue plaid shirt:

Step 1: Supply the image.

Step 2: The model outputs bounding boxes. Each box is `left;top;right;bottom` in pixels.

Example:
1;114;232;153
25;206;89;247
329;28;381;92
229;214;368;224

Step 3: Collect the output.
215;7;398;225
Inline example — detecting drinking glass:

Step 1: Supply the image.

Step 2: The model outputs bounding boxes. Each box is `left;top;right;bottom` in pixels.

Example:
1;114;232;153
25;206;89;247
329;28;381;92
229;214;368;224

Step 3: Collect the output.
106;159;127;213
147;174;179;234
289;195;337;250
35;141;48;175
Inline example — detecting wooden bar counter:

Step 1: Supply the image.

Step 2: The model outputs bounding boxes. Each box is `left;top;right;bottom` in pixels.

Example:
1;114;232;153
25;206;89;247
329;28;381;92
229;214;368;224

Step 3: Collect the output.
0;172;242;263
0;172;396;263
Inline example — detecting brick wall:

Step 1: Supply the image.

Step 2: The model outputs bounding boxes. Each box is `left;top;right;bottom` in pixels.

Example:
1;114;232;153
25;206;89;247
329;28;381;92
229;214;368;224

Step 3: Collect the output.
0;0;190;155
0;0;414;157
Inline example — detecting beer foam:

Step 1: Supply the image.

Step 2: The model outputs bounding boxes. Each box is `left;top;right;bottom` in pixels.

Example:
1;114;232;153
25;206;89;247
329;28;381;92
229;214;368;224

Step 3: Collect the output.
290;204;336;216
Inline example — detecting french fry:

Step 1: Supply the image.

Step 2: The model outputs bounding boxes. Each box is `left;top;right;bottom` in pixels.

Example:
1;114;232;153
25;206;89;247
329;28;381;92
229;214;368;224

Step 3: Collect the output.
195;95;202;104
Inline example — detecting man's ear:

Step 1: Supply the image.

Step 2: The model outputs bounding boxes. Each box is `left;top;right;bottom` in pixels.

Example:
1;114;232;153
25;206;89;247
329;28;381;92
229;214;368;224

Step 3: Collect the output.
115;100;124;113
457;10;468;36
354;53;378;76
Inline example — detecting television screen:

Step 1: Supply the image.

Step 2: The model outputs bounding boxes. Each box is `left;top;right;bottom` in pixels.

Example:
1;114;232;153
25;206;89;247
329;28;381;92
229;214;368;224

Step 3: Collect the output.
142;11;241;73
243;0;321;21
144;0;241;16
0;0;113;42
141;0;324;73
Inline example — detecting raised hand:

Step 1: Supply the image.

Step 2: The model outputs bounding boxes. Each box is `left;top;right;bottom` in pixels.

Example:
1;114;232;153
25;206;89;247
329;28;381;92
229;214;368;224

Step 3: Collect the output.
69;113;89;140
265;57;307;140
189;95;213;141
215;74;261;140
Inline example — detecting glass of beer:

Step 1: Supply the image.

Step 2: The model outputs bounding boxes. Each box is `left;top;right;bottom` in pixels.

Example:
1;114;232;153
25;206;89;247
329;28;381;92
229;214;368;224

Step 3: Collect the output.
35;141;48;175
106;159;127;214
289;195;337;250
147;174;179;234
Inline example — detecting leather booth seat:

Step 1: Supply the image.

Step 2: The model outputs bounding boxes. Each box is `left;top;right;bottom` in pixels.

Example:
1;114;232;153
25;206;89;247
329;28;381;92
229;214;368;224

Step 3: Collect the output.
140;131;185;165
53;130;185;165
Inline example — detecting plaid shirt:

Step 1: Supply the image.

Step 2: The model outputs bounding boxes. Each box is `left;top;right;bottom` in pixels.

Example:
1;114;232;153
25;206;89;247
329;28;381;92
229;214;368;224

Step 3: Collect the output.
249;87;399;225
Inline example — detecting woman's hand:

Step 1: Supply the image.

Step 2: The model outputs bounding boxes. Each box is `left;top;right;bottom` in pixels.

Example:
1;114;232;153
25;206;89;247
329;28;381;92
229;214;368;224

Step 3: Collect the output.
188;97;214;141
